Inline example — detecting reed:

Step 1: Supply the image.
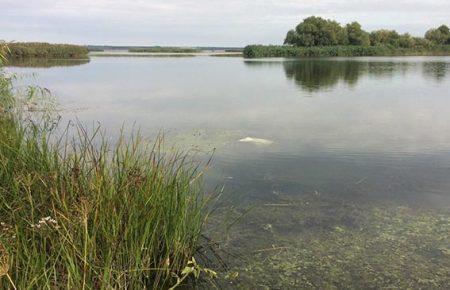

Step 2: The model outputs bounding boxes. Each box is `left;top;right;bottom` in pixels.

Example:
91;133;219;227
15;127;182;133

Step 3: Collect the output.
243;44;450;58
5;42;89;59
0;47;212;289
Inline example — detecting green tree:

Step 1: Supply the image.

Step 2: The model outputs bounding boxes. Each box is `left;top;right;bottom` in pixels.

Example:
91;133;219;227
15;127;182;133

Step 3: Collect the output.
425;25;450;45
398;33;415;48
289;16;348;46
438;25;450;36
284;30;299;45
346;22;370;46
412;37;431;48
370;30;400;46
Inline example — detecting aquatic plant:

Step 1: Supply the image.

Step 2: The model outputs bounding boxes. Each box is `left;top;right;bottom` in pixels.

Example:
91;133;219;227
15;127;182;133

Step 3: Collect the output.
211;194;450;289
243;44;450;58
0;48;213;289
5;42;89;59
5;58;90;68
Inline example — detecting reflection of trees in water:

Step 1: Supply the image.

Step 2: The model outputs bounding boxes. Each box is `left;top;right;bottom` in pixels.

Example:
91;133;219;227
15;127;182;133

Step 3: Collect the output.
283;60;362;91
245;59;448;92
6;58;90;68
422;62;449;82
366;62;414;77
282;61;422;92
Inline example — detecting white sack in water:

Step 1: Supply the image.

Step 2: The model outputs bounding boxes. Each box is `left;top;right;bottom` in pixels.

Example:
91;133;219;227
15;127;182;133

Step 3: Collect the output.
238;137;274;145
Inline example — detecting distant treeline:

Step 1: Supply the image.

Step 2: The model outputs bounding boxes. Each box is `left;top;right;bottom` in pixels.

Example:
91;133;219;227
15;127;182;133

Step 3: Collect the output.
244;16;450;58
6;42;89;59
129;46;200;53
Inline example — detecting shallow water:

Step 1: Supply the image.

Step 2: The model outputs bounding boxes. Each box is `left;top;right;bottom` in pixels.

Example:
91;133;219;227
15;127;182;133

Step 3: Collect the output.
7;56;450;288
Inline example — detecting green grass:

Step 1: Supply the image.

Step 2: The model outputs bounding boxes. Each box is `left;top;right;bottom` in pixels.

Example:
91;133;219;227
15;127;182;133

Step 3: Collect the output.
243;44;450;58
5;42;89;59
129;47;201;53
0;49;212;289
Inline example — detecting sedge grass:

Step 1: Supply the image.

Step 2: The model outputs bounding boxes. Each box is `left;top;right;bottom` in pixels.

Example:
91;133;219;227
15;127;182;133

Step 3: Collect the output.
0;52;212;289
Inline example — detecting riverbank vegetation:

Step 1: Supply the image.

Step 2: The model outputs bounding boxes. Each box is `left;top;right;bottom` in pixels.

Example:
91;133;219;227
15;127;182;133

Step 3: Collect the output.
0;46;213;289
5;58;90;68
5;42;89;59
129;47;200;53
244;16;450;58
244;44;450;58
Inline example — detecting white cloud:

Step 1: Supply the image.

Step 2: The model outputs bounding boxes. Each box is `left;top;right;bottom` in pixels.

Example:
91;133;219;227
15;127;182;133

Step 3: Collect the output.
1;0;449;45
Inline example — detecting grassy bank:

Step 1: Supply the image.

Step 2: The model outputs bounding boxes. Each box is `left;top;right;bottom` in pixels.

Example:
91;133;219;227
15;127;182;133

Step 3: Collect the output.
243;45;450;58
5;42;89;59
129;47;200;53
0;49;212;289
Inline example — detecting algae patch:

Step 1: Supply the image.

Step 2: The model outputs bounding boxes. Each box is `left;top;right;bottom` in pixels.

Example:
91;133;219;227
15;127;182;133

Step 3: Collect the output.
208;194;450;289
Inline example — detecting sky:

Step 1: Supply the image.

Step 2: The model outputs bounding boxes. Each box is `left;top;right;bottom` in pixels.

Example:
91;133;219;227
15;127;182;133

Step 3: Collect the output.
1;0;450;46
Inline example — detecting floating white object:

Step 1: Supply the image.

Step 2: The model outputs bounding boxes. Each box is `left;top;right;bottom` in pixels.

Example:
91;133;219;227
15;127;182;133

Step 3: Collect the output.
238;137;274;145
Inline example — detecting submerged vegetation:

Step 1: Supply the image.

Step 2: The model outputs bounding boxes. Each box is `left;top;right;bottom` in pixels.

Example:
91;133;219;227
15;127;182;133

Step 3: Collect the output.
0;46;213;289
209;194;450;289
244;16;450;58
129;47;200;53
5;42;89;59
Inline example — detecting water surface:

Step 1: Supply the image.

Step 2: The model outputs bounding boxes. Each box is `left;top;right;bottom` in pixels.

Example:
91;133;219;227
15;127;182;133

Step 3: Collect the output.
7;56;450;288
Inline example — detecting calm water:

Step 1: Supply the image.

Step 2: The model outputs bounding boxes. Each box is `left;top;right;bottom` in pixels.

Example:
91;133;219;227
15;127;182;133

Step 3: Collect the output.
7;56;450;288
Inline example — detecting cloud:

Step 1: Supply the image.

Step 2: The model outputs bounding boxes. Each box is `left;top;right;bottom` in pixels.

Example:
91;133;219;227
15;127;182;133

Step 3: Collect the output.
2;0;449;46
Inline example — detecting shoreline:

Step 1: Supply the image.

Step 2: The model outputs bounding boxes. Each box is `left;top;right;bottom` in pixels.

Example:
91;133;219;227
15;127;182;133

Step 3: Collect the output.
89;50;243;57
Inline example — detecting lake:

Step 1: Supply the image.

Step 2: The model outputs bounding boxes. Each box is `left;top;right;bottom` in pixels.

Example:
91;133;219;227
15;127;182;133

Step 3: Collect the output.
7;56;450;288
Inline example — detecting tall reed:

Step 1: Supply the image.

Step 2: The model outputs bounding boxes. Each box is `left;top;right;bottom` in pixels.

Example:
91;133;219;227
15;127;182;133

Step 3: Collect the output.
243;44;450;58
5;42;89;59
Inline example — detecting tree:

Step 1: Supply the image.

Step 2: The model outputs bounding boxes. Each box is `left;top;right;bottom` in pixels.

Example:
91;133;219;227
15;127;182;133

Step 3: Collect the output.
284;30;299;45
412;37;431;48
438;25;450;44
336;25;349;45
398;33;415;48
425;25;450;45
346;22;370;46
283;16;448;48
370;30;400;46
438;25;450;36
291;16;348;47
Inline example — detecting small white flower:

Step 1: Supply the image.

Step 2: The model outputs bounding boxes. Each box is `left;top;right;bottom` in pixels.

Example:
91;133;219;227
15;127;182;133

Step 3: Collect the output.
31;216;59;230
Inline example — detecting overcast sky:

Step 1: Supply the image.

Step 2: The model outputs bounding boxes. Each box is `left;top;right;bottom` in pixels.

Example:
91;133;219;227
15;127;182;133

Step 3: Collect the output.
1;0;449;46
